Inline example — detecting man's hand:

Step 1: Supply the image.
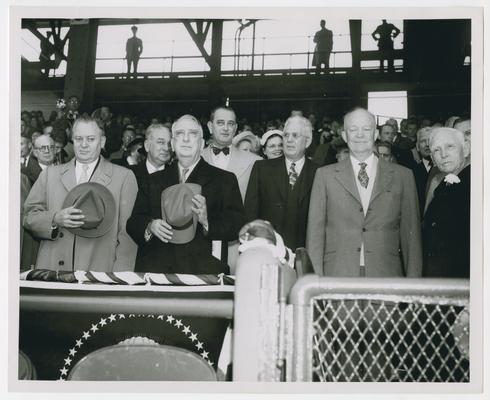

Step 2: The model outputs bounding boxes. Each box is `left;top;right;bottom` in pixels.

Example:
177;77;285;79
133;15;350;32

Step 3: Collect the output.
191;194;208;229
149;219;173;243
53;206;85;228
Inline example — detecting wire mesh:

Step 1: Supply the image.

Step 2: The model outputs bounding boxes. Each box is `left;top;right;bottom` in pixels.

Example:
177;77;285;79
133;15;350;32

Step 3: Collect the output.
310;295;469;382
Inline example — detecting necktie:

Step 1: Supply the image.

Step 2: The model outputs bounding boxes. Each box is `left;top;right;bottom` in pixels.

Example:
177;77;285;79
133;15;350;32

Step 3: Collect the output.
358;162;369;189
78;164;90;184
212;146;230;156
289;162;298;188
180;168;189;183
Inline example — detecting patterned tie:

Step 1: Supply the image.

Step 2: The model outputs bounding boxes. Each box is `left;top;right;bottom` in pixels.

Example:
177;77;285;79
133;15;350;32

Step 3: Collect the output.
212;146;230;155
180;168;189;183
289;162;298;188
78;164;90;184
358;162;369;189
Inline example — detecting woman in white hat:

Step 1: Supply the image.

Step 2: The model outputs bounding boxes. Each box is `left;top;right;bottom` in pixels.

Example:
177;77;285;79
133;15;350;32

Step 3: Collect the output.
260;129;284;159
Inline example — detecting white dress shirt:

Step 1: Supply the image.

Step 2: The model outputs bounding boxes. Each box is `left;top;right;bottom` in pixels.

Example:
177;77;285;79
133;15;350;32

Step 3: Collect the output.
146;159;165;174
178;159;200;183
39;162;48;171
350;153;378;267
209;147;231;170
75;158;99;184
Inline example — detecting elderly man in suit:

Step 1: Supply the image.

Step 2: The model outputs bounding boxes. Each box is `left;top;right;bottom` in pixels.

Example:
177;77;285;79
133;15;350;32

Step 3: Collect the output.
423;128;470;278
24;116;138;272
245;115;318;250
129;123;172;190
126;114;245;274
307;107;422;278
202;106;261;270
23;134;56;185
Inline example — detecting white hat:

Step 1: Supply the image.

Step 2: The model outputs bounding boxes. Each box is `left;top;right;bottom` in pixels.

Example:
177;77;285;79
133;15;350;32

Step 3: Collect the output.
260;129;283;146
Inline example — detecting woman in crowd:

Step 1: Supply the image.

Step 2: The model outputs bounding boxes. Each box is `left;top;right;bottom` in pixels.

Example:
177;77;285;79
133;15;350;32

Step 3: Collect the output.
260;129;284;159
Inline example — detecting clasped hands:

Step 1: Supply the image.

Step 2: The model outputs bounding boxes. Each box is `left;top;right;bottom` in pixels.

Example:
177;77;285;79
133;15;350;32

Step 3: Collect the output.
149;194;208;243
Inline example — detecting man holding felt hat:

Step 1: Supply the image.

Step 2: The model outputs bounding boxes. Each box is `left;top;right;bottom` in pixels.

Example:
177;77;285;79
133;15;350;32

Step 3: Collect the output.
24;115;138;272
127;114;245;274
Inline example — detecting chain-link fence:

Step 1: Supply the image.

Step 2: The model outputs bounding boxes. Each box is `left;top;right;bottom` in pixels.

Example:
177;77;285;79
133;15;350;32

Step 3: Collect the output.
289;276;470;382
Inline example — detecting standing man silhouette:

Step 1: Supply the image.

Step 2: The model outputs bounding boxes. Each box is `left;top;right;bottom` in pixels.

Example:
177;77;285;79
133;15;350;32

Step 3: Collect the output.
371;19;400;73
312;20;333;74
125;25;143;79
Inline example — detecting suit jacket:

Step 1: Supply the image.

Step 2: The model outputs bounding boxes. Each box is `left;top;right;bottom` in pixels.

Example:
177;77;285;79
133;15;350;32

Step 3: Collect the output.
423;165;470;278
129;162;151;191
22;156;42;185
201;146;261;202
412;161;431;212
306;157;422;278
126;158;246;274
244;156;318;250
23;157;138;272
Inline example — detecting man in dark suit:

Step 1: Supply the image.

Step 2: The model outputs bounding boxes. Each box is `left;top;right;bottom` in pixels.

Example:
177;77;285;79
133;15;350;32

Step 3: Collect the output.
411;127;433;212
129;123;172;190
23;134;56;185
423;127;470;278
307;107;422;278
245;115;318;250
127;114;246;274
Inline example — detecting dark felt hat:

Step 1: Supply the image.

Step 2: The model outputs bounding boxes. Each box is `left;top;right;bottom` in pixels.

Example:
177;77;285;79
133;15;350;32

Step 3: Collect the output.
62;182;116;238
161;183;201;244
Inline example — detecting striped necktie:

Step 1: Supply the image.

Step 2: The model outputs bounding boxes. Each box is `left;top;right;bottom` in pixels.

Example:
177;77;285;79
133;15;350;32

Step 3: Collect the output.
289;162;298;188
358;162;369;188
180;168;189;183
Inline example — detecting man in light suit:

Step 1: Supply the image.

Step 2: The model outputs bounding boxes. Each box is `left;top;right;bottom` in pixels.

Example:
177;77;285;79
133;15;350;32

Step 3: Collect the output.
245;116;318;250
24;116;138;272
201;106;261;270
306;107;422;278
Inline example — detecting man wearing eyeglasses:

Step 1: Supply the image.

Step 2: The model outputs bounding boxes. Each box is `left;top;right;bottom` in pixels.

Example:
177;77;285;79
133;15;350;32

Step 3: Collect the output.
24;134;56;185
127;114;245;274
23;115;138;272
201;106;261;271
244;115;318;250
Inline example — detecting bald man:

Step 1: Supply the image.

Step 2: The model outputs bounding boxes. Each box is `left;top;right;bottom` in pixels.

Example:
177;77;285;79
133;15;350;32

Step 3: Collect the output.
307;107;422;278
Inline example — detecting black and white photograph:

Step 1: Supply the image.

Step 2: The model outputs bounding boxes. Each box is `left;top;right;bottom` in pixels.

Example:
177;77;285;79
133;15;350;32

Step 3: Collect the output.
5;2;487;397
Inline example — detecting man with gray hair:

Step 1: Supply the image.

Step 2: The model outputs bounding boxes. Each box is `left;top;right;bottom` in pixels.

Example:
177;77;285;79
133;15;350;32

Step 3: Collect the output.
127;114;245;274
245;115;318;250
129;123;173;190
24;115;138;272
423;127;470;278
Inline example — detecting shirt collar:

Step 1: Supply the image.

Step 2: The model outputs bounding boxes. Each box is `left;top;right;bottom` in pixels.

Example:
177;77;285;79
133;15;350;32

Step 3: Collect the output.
178;157;201;178
285;156;305;171
146;159;165;174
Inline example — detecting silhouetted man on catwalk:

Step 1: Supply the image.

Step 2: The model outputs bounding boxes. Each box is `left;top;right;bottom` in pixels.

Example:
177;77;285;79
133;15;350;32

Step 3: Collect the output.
125;25;143;78
371;19;400;73
312;20;333;74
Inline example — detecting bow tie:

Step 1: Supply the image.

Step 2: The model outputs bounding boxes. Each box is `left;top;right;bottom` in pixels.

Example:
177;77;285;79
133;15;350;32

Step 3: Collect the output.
212;146;230;156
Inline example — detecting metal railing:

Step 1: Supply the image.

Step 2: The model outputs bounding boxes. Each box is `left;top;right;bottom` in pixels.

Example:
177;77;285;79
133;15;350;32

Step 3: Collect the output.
288;275;470;382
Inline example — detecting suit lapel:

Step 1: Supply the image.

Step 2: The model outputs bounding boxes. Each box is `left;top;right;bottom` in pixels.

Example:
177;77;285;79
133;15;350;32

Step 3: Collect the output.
272;156;288;201
186;158;213;188
90;157;113;187
369;158;394;205
60;159;77;192
334;159;362;205
296;159;316;204
227;147;248;177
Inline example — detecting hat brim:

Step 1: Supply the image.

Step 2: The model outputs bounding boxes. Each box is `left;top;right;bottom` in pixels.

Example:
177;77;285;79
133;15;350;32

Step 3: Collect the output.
62;182;116;238
161;183;201;244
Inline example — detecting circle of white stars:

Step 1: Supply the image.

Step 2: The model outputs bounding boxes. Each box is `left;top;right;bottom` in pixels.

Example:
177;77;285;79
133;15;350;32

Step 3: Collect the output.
58;314;212;380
